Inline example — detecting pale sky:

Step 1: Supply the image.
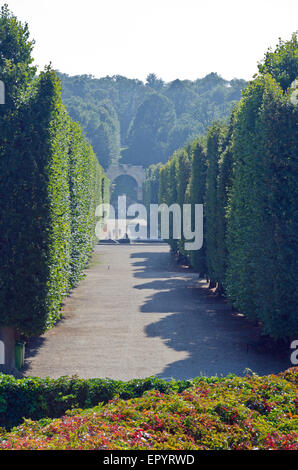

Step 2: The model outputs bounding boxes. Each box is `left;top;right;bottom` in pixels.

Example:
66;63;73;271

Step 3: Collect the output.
3;0;298;82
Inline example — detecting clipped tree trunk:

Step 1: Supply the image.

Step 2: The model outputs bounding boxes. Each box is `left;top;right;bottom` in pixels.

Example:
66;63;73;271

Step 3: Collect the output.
0;326;16;374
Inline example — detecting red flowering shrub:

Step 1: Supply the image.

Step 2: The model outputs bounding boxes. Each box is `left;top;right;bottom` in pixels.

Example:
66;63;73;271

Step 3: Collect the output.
0;368;297;450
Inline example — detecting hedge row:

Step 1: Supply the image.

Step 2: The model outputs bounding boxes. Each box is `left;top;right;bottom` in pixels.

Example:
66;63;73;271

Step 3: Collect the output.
1;368;297;450
144;35;298;339
0;10;109;338
0;373;215;430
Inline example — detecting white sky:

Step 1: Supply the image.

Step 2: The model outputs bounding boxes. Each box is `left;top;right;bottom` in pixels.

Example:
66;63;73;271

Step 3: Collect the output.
3;0;298;82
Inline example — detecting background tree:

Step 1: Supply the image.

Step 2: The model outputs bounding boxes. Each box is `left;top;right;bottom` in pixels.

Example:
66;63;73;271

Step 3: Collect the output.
64;96;121;169
258;33;298;90
146;73;164;92
126;93;176;166
59;71;247;169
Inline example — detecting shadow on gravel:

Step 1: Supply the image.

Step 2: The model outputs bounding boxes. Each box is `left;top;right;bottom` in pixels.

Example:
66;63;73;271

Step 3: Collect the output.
21;336;47;375
131;250;173;277
131;251;291;379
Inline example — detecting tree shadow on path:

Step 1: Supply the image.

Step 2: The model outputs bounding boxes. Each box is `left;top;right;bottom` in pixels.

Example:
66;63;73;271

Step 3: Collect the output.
131;250;291;380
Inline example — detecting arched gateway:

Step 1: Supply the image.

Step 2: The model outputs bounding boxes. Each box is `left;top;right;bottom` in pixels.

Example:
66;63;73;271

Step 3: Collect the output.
106;164;146;201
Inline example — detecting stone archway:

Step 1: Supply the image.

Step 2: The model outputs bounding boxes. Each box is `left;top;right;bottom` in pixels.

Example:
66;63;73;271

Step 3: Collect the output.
106;164;146;201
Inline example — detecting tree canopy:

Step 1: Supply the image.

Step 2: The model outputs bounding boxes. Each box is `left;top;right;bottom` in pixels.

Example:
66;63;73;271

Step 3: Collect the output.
58;71;247;169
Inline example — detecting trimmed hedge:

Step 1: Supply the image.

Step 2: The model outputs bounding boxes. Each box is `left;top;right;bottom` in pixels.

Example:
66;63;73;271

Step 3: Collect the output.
0;373;215;430
0;368;297;450
0;7;109;339
0;67;109;337
226;73;298;337
144;34;298;340
187;138;207;277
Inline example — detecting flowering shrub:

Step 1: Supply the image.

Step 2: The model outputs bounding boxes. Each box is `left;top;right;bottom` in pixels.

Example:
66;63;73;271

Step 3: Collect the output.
0;368;297;450
0;374;195;430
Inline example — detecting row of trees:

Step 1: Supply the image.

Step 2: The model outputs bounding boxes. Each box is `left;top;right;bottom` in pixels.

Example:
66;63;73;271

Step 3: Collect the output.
0;6;109;370
59;71;247;169
143;35;298;340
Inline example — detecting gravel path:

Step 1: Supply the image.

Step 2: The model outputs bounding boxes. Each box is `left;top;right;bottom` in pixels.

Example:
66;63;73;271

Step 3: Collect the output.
24;243;291;380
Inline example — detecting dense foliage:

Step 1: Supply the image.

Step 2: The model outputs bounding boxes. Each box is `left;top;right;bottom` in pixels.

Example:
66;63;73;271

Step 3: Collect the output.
59;71;247;168
0;373;194;429
226;63;298;339
144;34;298;339
143;163;162;211
64;95;121;169
0;6;109;338
186;138;208;276
0;368;297;450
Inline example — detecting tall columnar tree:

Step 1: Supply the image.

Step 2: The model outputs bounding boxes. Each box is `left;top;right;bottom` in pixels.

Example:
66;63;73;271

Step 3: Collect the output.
225;77;267;322
204;122;225;287
143;163;162;233
226;34;298;338
156;155;178;251
175;147;192;257
0;7;108;372
131;33;298;341
0;4;37;370
214;114;235;292
227;73;297;338
187;138;207;277
251;75;298;338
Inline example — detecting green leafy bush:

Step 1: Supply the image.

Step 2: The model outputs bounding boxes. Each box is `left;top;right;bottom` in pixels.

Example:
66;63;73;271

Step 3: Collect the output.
0;373;195;429
0;368;297;450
